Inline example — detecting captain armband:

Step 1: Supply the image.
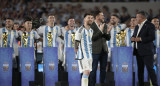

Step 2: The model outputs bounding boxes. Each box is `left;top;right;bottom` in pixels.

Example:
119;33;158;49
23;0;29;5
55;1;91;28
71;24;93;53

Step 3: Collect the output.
74;40;80;49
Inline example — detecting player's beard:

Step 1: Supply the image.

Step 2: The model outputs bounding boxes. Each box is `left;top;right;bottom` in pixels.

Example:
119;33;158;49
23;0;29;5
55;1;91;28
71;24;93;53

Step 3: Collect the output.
87;21;92;26
111;21;116;25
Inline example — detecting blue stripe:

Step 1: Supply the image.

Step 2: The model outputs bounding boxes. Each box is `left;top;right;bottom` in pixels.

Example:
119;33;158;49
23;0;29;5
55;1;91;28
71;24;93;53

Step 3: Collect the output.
65;31;68;47
32;31;36;47
88;30;92;59
7;30;11;47
113;27;117;47
154;31;157;47
27;32;30;47
83;29;89;59
128;29;132;47
55;26;58;47
51;27;54;47
70;30;73;47
118;25;121;30
12;30;16;47
45;26;48;47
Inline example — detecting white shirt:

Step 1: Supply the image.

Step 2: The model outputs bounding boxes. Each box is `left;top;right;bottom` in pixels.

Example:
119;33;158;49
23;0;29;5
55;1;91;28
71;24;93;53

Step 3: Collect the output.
0;27;18;47
125;28;134;47
107;24;126;48
20;30;40;47
61;27;78;48
136;19;147;49
37;25;61;47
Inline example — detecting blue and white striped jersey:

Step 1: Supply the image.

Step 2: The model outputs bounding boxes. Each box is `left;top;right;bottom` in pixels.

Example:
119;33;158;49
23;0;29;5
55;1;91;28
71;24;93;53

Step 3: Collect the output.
37;25;61;47
61;27;78;48
107;24;126;48
0;27;18;47
20;30;40;47
154;30;160;48
125;28;134;47
75;26;93;60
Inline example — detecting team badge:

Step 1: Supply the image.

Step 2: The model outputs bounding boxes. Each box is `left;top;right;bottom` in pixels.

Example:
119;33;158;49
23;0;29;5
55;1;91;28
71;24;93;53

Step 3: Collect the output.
72;62;78;71
49;62;54;71
3;62;9;71
122;62;128;72
25;62;31;71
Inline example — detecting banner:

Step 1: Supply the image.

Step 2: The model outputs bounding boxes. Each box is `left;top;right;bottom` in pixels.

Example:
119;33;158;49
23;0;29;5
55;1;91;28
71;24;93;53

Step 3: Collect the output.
44;47;58;86
112;47;133;86
0;48;13;86
19;47;34;86
111;47;118;81
66;47;81;86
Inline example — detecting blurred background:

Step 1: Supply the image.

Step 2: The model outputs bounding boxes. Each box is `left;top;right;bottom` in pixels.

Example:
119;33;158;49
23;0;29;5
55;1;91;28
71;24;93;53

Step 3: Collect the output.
0;0;160;27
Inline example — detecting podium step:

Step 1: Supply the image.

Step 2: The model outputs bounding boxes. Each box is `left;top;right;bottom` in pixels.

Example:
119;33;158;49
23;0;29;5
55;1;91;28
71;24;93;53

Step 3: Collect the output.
29;81;42;86
58;71;68;81
12;72;21;86
137;82;150;86
106;72;114;82
95;83;109;86
55;81;69;86
35;72;43;86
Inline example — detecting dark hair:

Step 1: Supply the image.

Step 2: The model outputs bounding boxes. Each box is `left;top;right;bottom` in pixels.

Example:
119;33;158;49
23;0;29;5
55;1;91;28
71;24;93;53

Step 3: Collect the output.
48;13;54;17
137;11;148;18
14;22;19;25
130;16;136;19
24;16;32;23
93;10;102;18
84;13;93;18
6;17;14;21
67;17;74;21
111;14;120;19
152;17;159;20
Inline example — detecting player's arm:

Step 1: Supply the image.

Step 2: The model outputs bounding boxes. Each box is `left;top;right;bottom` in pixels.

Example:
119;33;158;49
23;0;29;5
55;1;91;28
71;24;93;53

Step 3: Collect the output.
74;28;82;54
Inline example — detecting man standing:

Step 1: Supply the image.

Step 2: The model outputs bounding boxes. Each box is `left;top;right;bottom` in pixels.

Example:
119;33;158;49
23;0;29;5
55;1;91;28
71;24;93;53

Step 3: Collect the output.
61;18;77;68
74;13;93;86
131;11;158;86
89;10;111;86
37;14;61;47
0;17;18;47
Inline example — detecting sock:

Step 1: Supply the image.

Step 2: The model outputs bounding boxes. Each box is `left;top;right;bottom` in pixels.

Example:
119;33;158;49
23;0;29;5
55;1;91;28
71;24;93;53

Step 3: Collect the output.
81;74;88;86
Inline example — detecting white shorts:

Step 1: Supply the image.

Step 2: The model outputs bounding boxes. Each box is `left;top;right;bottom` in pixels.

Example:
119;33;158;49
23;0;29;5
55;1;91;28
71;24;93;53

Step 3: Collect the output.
78;58;92;73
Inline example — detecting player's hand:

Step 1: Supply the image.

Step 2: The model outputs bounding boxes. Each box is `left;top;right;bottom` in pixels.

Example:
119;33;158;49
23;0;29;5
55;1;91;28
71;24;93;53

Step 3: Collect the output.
107;25;113;33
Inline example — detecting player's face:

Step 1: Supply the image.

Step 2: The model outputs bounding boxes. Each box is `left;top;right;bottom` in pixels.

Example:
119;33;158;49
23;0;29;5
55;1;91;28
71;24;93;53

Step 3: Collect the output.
130;18;137;27
5;19;14;28
110;16;119;25
152;19;159;27
98;12;105;23
84;15;93;26
68;19;75;27
13;24;19;30
48;16;55;24
24;21;32;30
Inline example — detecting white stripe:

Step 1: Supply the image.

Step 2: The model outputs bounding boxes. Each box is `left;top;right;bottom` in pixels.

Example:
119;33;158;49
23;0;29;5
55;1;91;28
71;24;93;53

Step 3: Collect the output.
157;31;159;47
